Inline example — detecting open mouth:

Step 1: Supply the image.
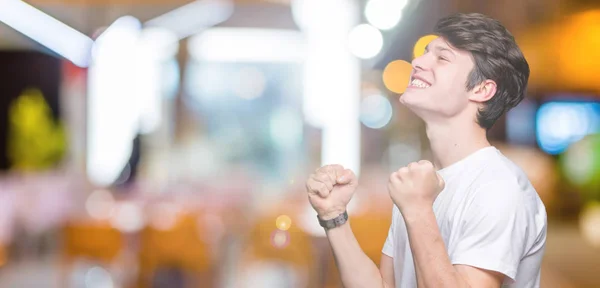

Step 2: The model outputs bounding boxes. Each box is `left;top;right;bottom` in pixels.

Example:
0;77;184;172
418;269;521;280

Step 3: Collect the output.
408;76;431;89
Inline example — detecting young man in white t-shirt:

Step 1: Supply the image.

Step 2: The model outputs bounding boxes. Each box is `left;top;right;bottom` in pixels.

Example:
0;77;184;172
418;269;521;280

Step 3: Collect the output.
305;13;547;288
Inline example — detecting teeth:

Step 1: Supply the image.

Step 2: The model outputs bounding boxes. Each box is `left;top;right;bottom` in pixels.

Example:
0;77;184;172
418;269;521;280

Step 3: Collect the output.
411;78;430;88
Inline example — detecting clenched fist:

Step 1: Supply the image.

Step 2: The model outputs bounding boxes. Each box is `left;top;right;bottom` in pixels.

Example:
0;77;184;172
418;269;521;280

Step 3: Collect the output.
388;160;445;216
306;164;358;220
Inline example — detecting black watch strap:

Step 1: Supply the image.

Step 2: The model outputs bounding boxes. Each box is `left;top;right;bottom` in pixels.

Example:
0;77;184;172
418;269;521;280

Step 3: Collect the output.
318;211;348;229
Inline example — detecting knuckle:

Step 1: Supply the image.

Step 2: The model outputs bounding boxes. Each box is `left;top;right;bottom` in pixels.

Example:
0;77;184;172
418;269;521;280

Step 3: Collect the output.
307;180;316;190
418;160;433;167
330;164;344;170
317;173;328;181
319;187;329;195
317;165;329;173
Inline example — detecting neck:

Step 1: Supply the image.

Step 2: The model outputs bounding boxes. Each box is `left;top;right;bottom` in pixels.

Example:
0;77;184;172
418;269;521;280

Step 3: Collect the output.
425;117;491;170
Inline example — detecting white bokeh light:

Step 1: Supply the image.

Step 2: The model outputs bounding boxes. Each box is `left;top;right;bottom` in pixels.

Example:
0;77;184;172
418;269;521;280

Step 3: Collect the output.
293;0;361;175
348;24;383;59
360;94;393;129
85;189;116;220
149;202;180;231
231;66;267;100
88;16;142;187
110;202;144;233
0;0;94;67
365;0;408;30
85;266;114;288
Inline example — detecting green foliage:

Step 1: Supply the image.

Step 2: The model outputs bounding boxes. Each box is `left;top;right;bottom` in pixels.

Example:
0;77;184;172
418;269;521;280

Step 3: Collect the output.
7;88;67;171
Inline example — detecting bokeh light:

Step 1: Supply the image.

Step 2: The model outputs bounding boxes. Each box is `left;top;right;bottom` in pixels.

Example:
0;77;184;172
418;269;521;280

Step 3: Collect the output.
364;0;407;30
360;94;393;129
561;134;600;200
149;202;180;231
270;230;290;249
109;202;144;233
413;34;438;58
382;60;412;94
537;102;600;155
348;24;383;59
275;215;292;231
580;201;600;248
137;26;179;62
232;66;267;100
85;189;115;220
563;136;596;186
85;266;114;288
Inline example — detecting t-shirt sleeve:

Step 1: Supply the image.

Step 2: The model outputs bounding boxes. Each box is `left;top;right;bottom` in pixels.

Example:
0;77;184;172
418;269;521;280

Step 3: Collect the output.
382;206;397;257
449;180;527;282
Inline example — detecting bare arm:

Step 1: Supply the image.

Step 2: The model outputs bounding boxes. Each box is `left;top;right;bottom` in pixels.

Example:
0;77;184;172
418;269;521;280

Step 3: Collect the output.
388;161;507;288
405;207;503;288
305;165;394;288
380;254;396;287
326;220;394;288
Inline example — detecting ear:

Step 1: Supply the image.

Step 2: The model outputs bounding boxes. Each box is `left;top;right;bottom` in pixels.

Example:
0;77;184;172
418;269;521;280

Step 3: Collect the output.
468;79;497;103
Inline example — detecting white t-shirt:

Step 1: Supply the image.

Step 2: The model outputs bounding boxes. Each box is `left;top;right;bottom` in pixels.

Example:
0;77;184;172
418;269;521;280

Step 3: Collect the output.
382;146;547;288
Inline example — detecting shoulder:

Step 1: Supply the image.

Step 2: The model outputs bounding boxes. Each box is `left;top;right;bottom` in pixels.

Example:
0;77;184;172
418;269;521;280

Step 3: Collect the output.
464;151;547;231
467;151;541;214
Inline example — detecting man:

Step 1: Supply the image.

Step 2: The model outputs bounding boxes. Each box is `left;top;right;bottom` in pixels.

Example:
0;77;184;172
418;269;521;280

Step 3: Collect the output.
305;13;547;288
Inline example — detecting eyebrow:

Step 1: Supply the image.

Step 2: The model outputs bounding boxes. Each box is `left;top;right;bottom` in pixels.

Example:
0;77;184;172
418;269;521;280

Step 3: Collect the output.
424;44;456;55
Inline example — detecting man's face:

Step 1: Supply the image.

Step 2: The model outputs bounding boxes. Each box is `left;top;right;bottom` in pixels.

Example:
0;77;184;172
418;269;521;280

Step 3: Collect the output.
400;37;476;120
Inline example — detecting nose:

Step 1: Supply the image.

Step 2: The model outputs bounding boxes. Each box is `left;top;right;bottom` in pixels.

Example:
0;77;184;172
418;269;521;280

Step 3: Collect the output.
411;53;429;72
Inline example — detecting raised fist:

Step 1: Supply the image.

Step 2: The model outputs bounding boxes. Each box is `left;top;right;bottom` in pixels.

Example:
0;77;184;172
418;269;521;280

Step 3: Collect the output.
306;164;358;220
388;160;445;216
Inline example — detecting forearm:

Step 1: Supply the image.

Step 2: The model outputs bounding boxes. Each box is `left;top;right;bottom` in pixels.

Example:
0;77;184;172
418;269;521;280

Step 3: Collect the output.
404;207;468;288
326;220;390;288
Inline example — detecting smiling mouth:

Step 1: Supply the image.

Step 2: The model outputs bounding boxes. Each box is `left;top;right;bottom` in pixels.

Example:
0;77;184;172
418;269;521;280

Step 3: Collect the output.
408;78;431;89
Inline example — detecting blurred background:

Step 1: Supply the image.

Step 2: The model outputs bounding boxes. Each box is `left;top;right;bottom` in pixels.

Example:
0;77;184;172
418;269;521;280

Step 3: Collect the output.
0;0;599;287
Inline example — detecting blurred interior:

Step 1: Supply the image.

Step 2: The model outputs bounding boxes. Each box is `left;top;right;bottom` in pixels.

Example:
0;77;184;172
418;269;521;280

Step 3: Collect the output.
0;0;600;287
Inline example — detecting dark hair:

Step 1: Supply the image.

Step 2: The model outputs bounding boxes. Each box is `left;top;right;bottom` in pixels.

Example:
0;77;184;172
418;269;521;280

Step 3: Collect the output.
434;13;529;130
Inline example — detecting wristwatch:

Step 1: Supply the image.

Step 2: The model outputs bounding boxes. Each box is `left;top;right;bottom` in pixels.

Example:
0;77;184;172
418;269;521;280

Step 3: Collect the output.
318;211;348;229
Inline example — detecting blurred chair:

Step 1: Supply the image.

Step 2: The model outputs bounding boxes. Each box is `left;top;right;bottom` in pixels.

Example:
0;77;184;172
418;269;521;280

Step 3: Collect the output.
61;221;124;287
237;212;318;288
137;212;216;288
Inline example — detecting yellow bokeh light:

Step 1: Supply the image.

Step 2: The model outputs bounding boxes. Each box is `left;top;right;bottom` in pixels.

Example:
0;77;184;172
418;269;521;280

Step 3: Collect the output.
276;215;292;231
413;34;438;59
382;60;413;94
